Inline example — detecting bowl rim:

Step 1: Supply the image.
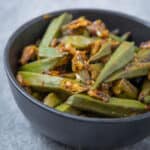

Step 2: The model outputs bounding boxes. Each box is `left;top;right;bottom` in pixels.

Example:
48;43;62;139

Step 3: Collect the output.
4;8;150;123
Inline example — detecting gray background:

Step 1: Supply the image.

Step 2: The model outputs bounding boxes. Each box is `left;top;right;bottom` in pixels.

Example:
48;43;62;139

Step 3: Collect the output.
1;0;150;149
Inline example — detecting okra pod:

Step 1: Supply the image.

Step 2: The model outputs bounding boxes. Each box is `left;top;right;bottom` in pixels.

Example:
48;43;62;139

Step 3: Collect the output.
106;63;150;82
108;97;147;111
109;34;123;42
19;56;67;73
135;49;150;62
17;72;87;94
89;42;111;62
66;94;148;117
39;13;72;57
93;42;135;89
112;79;138;99
76;70;91;84
110;32;130;42
55;103;81;115
121;32;131;41
39;47;65;58
139;80;150;104
89;63;103;80
143;96;150;104
44;93;62;107
61;35;94;49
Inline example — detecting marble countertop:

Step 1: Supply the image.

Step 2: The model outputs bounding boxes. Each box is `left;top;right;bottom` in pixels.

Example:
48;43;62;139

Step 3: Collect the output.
1;0;150;149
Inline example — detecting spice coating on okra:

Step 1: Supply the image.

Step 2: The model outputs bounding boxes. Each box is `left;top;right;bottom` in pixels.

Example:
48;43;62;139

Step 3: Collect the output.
16;13;150;118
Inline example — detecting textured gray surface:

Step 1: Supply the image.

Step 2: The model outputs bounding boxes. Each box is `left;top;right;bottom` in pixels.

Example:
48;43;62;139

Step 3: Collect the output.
1;0;150;149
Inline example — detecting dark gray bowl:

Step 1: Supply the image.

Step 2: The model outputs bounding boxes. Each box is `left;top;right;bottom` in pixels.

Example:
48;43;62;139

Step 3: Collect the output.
4;9;150;149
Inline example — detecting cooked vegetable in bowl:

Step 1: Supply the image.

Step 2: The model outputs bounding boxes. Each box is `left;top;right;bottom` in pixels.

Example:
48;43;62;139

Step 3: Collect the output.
6;9;150;149
16;12;150;118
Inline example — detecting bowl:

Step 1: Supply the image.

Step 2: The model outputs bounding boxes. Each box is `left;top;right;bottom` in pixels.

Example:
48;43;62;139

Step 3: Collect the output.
4;9;150;149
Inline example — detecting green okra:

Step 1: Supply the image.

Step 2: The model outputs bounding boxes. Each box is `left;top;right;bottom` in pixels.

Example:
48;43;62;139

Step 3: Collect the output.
112;79;138;99
89;42;111;62
39;47;65;58
61;35;94;49
110;32;130;42
66;94;148;117
108;97;146;111
143;96;150;104
19;56;67;73
17;72;87;94
55;103;81;115
106;63;150;82
110;34;123;42
121;32;131;41
92;42;135;89
89;63;103;80
44;93;62;107
76;70;91;84
39;13;72;57
135;49;150;62
139;79;150;104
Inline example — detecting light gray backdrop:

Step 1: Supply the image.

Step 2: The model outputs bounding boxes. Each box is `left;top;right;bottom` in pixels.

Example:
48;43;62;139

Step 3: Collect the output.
1;0;150;150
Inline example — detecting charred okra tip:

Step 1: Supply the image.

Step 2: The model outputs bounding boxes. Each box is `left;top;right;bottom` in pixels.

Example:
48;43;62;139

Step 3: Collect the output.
16;12;150;118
